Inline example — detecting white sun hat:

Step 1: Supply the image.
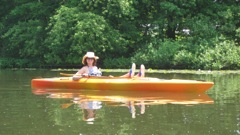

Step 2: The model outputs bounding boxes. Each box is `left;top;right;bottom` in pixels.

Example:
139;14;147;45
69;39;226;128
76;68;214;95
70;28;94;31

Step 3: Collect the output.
82;52;99;65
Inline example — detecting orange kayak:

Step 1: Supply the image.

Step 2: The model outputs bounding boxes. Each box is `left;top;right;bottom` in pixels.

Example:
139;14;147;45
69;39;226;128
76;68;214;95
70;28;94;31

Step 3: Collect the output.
31;76;214;92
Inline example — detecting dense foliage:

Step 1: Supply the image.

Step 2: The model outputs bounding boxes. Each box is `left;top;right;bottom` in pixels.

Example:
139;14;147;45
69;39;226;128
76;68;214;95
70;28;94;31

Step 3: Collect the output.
1;0;240;69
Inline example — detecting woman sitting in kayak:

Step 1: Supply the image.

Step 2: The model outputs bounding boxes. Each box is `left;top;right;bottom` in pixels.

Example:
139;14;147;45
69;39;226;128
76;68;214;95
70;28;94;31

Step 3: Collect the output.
73;52;145;80
73;52;102;80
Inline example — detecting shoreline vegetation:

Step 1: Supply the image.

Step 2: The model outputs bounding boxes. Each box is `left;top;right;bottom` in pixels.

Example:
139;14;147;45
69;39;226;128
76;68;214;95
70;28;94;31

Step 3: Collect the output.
1;1;240;70
4;68;240;75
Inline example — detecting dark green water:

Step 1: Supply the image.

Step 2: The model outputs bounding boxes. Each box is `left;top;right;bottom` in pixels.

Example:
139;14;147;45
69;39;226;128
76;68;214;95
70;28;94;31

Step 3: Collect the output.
0;70;239;135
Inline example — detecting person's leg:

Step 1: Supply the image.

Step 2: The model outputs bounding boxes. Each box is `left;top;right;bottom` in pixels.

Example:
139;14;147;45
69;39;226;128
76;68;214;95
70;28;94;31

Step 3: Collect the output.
137;64;145;77
130;63;136;78
120;63;136;78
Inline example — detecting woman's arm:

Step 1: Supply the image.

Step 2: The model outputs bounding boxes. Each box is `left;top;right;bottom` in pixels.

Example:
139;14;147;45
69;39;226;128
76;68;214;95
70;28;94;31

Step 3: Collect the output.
75;66;88;75
73;66;88;80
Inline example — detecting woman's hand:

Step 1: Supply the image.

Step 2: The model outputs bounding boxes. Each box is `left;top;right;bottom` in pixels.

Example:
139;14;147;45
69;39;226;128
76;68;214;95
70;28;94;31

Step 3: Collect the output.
82;73;89;77
72;74;84;81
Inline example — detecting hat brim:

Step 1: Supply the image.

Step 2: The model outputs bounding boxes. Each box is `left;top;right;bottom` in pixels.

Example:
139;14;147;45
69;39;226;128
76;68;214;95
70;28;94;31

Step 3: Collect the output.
82;56;99;65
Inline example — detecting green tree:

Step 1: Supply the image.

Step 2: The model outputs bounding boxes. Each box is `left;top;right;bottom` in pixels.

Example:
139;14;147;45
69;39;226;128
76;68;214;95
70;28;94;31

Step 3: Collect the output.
0;0;239;69
44;6;128;65
0;1;62;67
2;20;45;58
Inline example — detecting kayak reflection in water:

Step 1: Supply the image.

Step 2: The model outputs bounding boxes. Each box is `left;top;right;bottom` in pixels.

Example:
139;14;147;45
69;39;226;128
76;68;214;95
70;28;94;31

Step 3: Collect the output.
73;52;102;80
73;98;102;123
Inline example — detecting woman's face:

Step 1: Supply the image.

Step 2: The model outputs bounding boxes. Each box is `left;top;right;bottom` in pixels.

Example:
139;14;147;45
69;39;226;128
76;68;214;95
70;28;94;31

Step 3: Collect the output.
86;58;94;65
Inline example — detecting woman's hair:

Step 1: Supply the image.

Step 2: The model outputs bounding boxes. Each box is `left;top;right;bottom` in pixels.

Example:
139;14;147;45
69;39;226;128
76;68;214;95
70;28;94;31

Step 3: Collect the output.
83;58;97;66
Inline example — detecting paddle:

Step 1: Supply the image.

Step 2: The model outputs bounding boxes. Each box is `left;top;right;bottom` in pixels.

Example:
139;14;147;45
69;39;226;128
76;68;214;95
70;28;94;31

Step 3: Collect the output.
60;73;85;80
60;72;88;77
59;73;146;79
60;73;75;76
60;73;127;79
61;103;73;109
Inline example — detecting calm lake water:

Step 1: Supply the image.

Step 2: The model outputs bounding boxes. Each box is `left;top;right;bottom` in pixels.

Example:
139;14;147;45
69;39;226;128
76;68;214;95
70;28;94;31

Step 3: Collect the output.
0;70;239;135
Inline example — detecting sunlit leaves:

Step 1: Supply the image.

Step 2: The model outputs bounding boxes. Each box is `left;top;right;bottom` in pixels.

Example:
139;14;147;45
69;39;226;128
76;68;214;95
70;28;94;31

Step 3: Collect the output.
132;39;180;68
173;50;195;69
199;40;240;70
44;6;128;64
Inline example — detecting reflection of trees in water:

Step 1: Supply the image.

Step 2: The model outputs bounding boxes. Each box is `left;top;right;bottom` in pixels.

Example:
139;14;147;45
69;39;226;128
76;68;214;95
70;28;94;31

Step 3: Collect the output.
208;73;240;100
